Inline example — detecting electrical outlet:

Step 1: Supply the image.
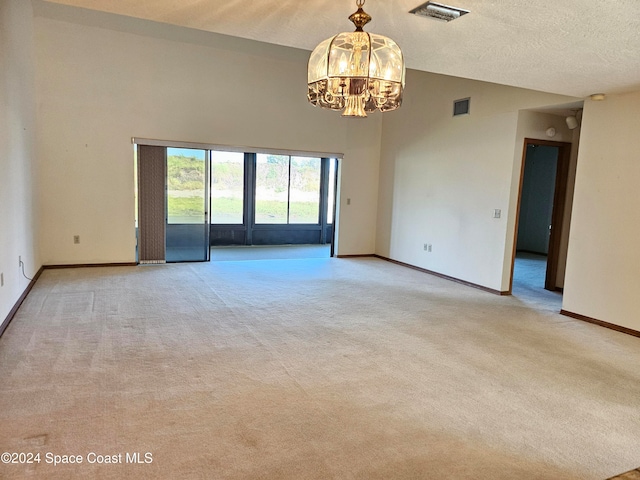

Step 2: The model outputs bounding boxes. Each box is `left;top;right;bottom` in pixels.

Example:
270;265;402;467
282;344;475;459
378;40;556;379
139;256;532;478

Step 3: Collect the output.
493;209;501;219
424;243;429;251
1;272;4;287
428;244;432;252
73;235;80;244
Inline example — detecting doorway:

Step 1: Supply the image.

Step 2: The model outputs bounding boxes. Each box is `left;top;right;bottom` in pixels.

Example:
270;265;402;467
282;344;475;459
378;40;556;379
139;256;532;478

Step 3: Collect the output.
511;138;571;293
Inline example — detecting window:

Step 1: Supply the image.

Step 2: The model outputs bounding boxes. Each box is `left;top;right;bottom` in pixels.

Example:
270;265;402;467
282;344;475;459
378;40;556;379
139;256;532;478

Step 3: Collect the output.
211;151;244;224
255;154;321;224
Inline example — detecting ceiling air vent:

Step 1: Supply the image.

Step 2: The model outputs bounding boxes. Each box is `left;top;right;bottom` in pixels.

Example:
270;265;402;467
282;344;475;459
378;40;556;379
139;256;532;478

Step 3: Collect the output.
410;2;469;22
453;98;470;116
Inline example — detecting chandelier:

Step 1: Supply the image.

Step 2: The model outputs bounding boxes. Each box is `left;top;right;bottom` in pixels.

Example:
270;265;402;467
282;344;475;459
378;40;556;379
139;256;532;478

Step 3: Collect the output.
307;0;406;117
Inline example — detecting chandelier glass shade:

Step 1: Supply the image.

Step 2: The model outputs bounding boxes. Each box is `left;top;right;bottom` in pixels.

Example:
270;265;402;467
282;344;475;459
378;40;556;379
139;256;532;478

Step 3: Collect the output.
307;0;406;117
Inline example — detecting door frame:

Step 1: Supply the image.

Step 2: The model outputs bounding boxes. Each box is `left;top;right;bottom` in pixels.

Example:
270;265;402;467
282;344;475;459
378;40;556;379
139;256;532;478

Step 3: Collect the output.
510;138;572;292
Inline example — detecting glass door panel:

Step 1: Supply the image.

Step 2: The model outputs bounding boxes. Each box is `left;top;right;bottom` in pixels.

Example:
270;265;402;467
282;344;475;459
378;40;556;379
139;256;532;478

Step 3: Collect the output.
289;156;321;224
211;151;244;224
166;147;209;262
255;154;289;224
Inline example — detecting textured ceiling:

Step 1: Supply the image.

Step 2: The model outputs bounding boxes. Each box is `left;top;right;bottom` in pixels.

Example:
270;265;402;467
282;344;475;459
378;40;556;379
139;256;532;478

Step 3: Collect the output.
42;0;640;98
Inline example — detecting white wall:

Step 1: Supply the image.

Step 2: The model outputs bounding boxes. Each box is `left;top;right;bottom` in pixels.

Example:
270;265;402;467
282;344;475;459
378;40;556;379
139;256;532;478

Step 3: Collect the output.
33;1;382;264
377;69;577;291
0;0;40;322
563;92;640;331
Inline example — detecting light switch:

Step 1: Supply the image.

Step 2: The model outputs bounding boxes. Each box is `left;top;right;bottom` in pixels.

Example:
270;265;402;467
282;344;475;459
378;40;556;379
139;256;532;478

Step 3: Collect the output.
493;209;501;219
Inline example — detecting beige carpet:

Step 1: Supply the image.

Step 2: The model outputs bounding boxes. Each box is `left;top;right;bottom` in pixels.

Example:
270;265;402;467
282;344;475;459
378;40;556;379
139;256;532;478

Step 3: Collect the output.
1;257;639;479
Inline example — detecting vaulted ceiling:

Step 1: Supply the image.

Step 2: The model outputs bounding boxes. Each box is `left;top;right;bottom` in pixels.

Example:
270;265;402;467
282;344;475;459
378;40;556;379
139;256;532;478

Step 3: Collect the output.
42;0;640;98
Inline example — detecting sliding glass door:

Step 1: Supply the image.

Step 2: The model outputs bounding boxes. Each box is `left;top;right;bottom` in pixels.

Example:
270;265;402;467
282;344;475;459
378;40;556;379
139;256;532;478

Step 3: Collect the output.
137;140;339;260
165;148;210;262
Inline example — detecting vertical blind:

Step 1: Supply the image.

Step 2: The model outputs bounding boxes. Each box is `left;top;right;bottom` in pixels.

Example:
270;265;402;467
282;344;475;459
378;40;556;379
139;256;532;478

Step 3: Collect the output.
137;145;166;263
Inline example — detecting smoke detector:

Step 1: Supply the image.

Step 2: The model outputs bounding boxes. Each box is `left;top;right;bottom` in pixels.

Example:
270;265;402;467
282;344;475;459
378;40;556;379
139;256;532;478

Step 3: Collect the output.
410;2;469;22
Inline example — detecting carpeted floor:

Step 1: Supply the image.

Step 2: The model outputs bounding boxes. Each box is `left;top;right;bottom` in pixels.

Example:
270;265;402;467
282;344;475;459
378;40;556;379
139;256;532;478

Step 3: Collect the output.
1;256;639;479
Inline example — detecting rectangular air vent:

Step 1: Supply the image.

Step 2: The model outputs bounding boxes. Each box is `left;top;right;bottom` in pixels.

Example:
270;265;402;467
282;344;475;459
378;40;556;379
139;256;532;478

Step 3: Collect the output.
410;2;469;22
453;98;470;116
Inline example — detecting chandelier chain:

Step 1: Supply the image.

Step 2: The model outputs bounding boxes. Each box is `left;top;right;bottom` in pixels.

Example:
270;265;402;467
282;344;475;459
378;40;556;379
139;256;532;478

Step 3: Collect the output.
356;0;365;7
